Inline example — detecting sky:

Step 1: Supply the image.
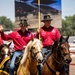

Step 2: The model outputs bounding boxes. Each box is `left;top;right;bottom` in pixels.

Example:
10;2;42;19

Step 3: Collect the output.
49;0;61;10
62;0;75;19
0;0;75;22
0;0;15;21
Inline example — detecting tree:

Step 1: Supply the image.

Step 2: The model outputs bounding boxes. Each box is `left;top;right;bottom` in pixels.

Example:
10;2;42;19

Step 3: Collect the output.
0;16;14;30
60;15;75;36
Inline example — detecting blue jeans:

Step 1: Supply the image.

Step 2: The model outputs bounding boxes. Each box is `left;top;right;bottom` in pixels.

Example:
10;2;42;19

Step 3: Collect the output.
42;48;47;55
9;51;23;75
42;47;52;56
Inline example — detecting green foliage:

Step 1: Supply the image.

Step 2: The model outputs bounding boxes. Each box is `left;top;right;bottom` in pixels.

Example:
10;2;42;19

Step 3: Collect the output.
60;15;75;36
0;16;15;30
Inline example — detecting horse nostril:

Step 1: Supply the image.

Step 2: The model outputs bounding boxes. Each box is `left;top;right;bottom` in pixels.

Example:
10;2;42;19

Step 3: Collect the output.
66;58;72;64
69;58;72;63
66;59;68;62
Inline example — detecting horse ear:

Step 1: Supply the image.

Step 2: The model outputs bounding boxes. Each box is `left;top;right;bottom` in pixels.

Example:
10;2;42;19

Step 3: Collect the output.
66;35;69;41
31;38;34;41
8;42;12;47
57;38;61;46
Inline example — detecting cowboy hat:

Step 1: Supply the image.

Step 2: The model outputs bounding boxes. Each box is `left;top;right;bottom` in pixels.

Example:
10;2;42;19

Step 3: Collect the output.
41;15;53;22
19;19;29;26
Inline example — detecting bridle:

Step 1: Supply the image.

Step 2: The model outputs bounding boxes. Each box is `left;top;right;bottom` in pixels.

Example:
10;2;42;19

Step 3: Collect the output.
0;44;10;58
60;39;70;57
30;50;41;58
1;49;9;57
30;46;42;62
44;37;71;74
52;38;70;64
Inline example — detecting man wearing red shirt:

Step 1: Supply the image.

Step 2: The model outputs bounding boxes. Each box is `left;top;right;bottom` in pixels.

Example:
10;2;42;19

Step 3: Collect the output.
35;15;61;75
0;20;33;75
35;14;61;54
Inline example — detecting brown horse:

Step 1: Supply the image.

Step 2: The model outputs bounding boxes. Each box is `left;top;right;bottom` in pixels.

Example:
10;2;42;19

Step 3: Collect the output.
17;38;43;75
42;36;72;75
0;43;11;75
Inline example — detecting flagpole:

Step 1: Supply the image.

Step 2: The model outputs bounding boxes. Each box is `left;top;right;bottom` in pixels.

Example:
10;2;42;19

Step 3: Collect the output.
38;0;40;39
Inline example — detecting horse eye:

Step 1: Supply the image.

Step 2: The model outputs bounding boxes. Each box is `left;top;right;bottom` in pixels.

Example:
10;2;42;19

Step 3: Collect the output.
63;54;67;56
31;46;35;49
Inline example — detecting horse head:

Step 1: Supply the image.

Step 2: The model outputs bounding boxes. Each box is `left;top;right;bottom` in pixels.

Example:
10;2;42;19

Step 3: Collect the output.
0;43;11;63
0;43;11;58
20;38;43;65
59;35;72;64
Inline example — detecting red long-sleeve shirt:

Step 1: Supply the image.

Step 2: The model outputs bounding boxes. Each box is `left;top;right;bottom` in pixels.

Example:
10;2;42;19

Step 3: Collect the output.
35;26;61;47
0;30;33;51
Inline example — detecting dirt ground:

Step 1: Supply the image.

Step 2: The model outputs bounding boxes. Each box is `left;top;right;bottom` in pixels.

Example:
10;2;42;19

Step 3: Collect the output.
69;50;75;75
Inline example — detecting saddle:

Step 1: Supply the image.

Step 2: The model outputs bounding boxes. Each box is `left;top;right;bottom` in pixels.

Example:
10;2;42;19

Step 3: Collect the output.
43;46;53;60
15;55;22;70
0;56;10;75
0;54;22;75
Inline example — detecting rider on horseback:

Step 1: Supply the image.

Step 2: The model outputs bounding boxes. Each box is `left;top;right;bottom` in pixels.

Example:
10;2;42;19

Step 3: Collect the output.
35;14;61;75
0;20;34;75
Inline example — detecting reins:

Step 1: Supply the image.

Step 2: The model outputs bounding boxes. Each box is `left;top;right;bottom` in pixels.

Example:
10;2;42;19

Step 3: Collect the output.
52;55;63;64
46;61;60;75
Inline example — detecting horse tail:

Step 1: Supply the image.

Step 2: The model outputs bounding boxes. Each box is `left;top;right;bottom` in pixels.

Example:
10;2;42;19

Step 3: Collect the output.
20;41;32;65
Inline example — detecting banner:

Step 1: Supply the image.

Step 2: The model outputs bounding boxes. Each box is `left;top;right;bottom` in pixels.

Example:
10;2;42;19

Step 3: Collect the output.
15;0;62;30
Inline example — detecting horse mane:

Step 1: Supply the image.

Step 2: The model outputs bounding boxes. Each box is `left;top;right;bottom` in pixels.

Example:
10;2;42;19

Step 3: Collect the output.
20;38;43;65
